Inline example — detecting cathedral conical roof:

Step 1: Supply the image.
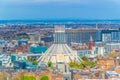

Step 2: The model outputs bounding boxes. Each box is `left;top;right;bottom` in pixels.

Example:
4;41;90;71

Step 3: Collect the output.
37;44;82;64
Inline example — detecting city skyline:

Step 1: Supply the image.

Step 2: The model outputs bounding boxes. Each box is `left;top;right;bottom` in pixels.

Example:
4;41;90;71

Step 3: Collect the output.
0;0;120;20
1;1;120;79
0;23;120;79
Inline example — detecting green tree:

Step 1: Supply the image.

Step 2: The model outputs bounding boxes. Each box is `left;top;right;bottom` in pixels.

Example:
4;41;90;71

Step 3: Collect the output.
27;57;38;65
108;50;116;58
69;60;84;69
47;61;52;67
23;76;36;80
40;76;49;80
81;61;97;68
33;60;38;65
69;60;97;69
81;56;89;61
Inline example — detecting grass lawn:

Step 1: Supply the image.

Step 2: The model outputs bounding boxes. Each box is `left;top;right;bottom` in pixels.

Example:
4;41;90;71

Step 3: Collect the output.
40;76;49;80
23;76;36;80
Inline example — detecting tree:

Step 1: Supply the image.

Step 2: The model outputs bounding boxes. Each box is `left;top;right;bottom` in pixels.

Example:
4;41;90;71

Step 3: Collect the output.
27;57;38;65
69;60;97;69
47;61;52;67
33;60;38;65
118;59;120;64
40;76;49;80
23;76;36;80
81;56;89;61
69;60;84;69
69;61;75;68
81;61;97;68
108;50;116;58
27;57;31;61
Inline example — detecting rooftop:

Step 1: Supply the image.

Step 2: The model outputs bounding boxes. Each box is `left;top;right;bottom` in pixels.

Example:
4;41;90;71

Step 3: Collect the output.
37;44;82;64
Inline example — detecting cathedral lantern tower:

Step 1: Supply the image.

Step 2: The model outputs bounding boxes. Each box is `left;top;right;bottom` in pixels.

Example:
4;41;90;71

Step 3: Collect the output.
54;26;66;44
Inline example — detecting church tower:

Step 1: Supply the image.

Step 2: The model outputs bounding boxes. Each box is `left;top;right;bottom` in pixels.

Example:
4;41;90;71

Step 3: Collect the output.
88;36;94;50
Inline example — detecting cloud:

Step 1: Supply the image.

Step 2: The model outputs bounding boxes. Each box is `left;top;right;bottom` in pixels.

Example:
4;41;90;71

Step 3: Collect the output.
111;0;120;4
0;0;89;6
0;0;91;3
0;0;120;5
0;0;75;3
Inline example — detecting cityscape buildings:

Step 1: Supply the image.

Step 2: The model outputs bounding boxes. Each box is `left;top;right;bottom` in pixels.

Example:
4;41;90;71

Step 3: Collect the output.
0;22;120;80
66;28;97;44
97;28;120;42
37;26;82;64
1;0;120;79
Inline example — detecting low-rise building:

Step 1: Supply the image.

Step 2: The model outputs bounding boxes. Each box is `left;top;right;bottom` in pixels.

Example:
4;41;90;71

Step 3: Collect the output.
97;57;116;71
30;44;48;53
73;70;101;79
106;71;120;79
0;54;11;67
105;42;120;54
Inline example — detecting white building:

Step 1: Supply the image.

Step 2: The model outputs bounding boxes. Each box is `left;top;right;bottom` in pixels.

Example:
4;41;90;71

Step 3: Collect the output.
0;54;11;67
28;33;42;43
105;43;120;54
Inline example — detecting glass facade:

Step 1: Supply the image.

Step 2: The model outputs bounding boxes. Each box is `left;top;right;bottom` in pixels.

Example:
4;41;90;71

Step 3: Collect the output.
53;28;120;44
111;32;120;42
66;29;97;44
99;29;120;42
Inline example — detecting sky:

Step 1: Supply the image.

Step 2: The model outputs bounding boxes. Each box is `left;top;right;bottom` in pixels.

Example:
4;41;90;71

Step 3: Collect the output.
0;0;120;20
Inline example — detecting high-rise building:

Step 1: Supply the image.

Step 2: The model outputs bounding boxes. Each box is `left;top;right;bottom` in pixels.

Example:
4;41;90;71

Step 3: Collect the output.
111;31;120;42
66;28;97;44
97;28;120;42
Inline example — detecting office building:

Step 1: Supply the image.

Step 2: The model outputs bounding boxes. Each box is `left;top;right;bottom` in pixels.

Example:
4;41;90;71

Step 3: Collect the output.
97;28;120;42
66;28;97;44
105;42;120;54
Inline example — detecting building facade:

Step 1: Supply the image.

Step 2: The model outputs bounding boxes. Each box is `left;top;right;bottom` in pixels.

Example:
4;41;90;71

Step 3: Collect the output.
105;42;120;54
66;29;98;44
97;58;116;71
97;28;120;42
